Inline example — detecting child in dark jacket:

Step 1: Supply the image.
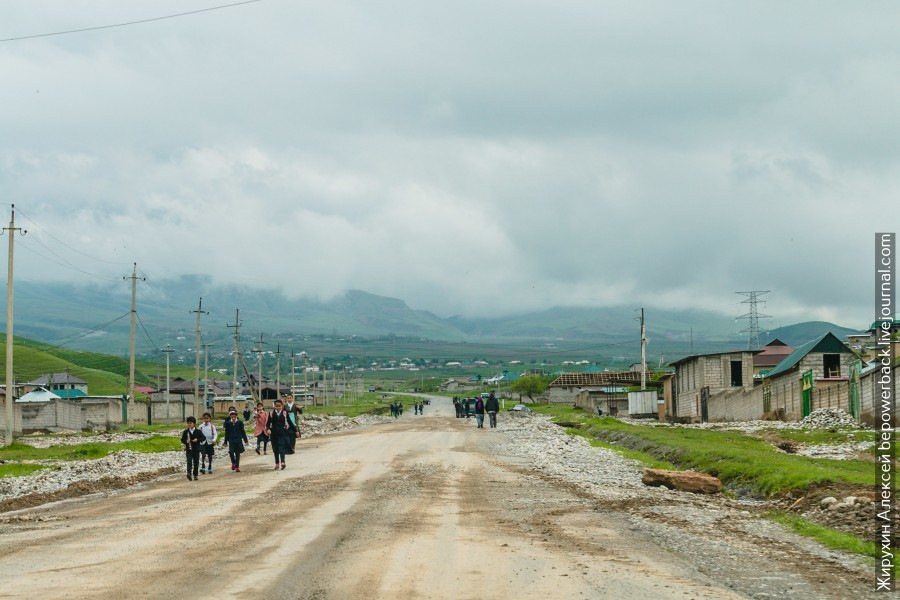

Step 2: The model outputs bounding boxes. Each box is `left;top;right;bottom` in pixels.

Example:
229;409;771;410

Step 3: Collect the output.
180;417;204;481
222;410;249;472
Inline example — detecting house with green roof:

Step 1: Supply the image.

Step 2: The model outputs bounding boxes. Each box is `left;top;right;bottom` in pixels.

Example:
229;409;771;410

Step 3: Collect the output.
762;332;858;420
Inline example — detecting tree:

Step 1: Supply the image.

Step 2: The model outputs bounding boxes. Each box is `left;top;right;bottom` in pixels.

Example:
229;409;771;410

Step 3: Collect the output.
510;375;549;402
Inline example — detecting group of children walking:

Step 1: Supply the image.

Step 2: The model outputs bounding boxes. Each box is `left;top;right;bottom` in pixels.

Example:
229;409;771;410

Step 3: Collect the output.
181;396;302;480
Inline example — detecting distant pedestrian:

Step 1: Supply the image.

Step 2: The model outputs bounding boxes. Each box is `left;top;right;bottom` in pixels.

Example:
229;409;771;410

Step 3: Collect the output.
242;406;252;422
465;398;472;419
222;410;249;472
254;402;269;455
181;416;204;481
418;401;424;415
222;405;238;446
198;412;217;473
399;402;404;416
485;392;499;429
474;397;485;429
284;395;303;454
266;399;295;471
453;398;461;418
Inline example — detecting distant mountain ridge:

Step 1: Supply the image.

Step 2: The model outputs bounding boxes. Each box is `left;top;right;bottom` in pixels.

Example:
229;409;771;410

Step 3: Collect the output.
6;279;860;357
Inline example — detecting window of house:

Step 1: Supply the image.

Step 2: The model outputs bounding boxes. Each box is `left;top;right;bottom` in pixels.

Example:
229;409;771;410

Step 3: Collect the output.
730;360;743;387
823;354;841;378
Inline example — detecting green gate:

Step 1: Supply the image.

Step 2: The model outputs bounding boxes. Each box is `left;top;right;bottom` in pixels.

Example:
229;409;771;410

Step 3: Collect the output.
801;370;814;418
848;360;861;420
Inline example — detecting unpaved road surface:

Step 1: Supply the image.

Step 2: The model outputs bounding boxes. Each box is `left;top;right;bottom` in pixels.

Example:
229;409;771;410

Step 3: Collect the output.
0;398;879;599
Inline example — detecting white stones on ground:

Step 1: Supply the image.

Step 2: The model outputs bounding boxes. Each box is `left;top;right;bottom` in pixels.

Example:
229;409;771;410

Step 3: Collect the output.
798;408;861;429
493;412;648;501
0;450;182;503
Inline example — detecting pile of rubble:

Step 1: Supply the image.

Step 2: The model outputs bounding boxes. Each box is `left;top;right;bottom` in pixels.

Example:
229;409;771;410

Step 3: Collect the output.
18;430;178;449
297;414;392;437
0;450;181;504
798;408;861;429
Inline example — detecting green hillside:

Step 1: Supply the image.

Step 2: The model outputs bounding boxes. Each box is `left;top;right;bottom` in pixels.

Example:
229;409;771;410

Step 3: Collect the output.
0;335;155;396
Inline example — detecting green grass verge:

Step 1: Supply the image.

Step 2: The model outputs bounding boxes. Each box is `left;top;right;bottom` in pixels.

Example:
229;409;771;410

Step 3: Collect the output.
765;510;899;577
565;427;674;469
531;405;878;497
762;429;878;445
0;436;182;461
0;463;53;479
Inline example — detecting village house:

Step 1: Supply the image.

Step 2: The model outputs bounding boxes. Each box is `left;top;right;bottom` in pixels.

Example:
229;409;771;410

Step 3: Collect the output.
668;351;756;421
547;371;645;405
752;339;794;378
25;372;88;396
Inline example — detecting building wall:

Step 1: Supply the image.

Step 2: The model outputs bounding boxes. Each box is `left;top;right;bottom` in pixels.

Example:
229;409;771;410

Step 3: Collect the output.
673;352;754;420
80;398;123;431
797;352;856;380
18;399;82;432
860;364;898;427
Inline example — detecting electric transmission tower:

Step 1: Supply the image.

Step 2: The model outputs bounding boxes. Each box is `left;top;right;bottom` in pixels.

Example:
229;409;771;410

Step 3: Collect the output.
736;290;771;350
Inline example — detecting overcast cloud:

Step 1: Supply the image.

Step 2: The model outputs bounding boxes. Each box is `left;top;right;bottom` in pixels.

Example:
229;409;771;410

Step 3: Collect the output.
1;0;898;327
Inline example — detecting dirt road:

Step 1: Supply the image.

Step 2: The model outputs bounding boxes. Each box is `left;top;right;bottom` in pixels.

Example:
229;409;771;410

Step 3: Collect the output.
0;398;878;599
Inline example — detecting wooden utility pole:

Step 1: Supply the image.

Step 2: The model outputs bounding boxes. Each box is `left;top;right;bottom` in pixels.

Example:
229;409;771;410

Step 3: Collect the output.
162;345;174;424
2;205;25;445
191;298;208;419
227;309;241;404
124;263;144;425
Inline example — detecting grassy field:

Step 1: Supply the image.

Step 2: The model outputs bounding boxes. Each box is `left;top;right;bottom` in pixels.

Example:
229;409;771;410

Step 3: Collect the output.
530;405;876;497
0;437;181;462
0;463;53;479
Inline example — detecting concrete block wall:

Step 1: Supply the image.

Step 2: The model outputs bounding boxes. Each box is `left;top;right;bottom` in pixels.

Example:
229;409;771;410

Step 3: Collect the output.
19;399;82;432
860;365;898;426
706;386;766;422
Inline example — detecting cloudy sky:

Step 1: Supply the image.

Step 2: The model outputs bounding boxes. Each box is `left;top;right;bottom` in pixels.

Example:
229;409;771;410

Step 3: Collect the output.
1;1;897;327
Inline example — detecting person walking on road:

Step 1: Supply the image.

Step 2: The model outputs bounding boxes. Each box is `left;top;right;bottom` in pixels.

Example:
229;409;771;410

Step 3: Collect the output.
284;395;303;454
222;410;249;472
485;391;499;429
253;402;269;455
266;398;295;471
474;396;485;429
198;412;217;473
181;417;204;481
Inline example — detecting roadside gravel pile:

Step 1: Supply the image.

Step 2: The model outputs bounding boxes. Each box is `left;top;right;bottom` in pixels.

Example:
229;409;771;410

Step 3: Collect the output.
798;408;861;429
297;414;392;437
0;450;181;504
492;411;656;501
18;430;178;448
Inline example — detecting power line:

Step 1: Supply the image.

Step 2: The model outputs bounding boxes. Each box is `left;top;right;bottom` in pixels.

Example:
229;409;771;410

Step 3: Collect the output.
44;312;131;349
18;236;119;282
135;311;160;352
0;0;265;42
15;209;130;266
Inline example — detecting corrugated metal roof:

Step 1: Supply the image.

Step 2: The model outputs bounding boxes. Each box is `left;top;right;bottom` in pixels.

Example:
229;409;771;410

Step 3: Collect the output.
765;332;854;379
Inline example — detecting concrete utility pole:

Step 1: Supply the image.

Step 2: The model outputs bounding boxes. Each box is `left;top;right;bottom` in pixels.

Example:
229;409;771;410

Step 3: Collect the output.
162;345;174;424
2;205;25;445
227;309;241;404
300;351;309;405
251;334;265;403
274;344;282;403
124;263;144;425
290;351;296;396
202;342;215;415
191;298;208;419
640;307;647;391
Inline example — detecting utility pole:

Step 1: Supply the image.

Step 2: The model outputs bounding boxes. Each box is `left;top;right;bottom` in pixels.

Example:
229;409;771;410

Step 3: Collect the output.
2;205;25;445
227;309;241;404
290;350;296;397
162;345;174;424
274;344;282;403
124;263;144;425
191;298;208;419
640;308;647;391
251;334;265;404
300;351;309;405
202;342;215;415
323;367;328;405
